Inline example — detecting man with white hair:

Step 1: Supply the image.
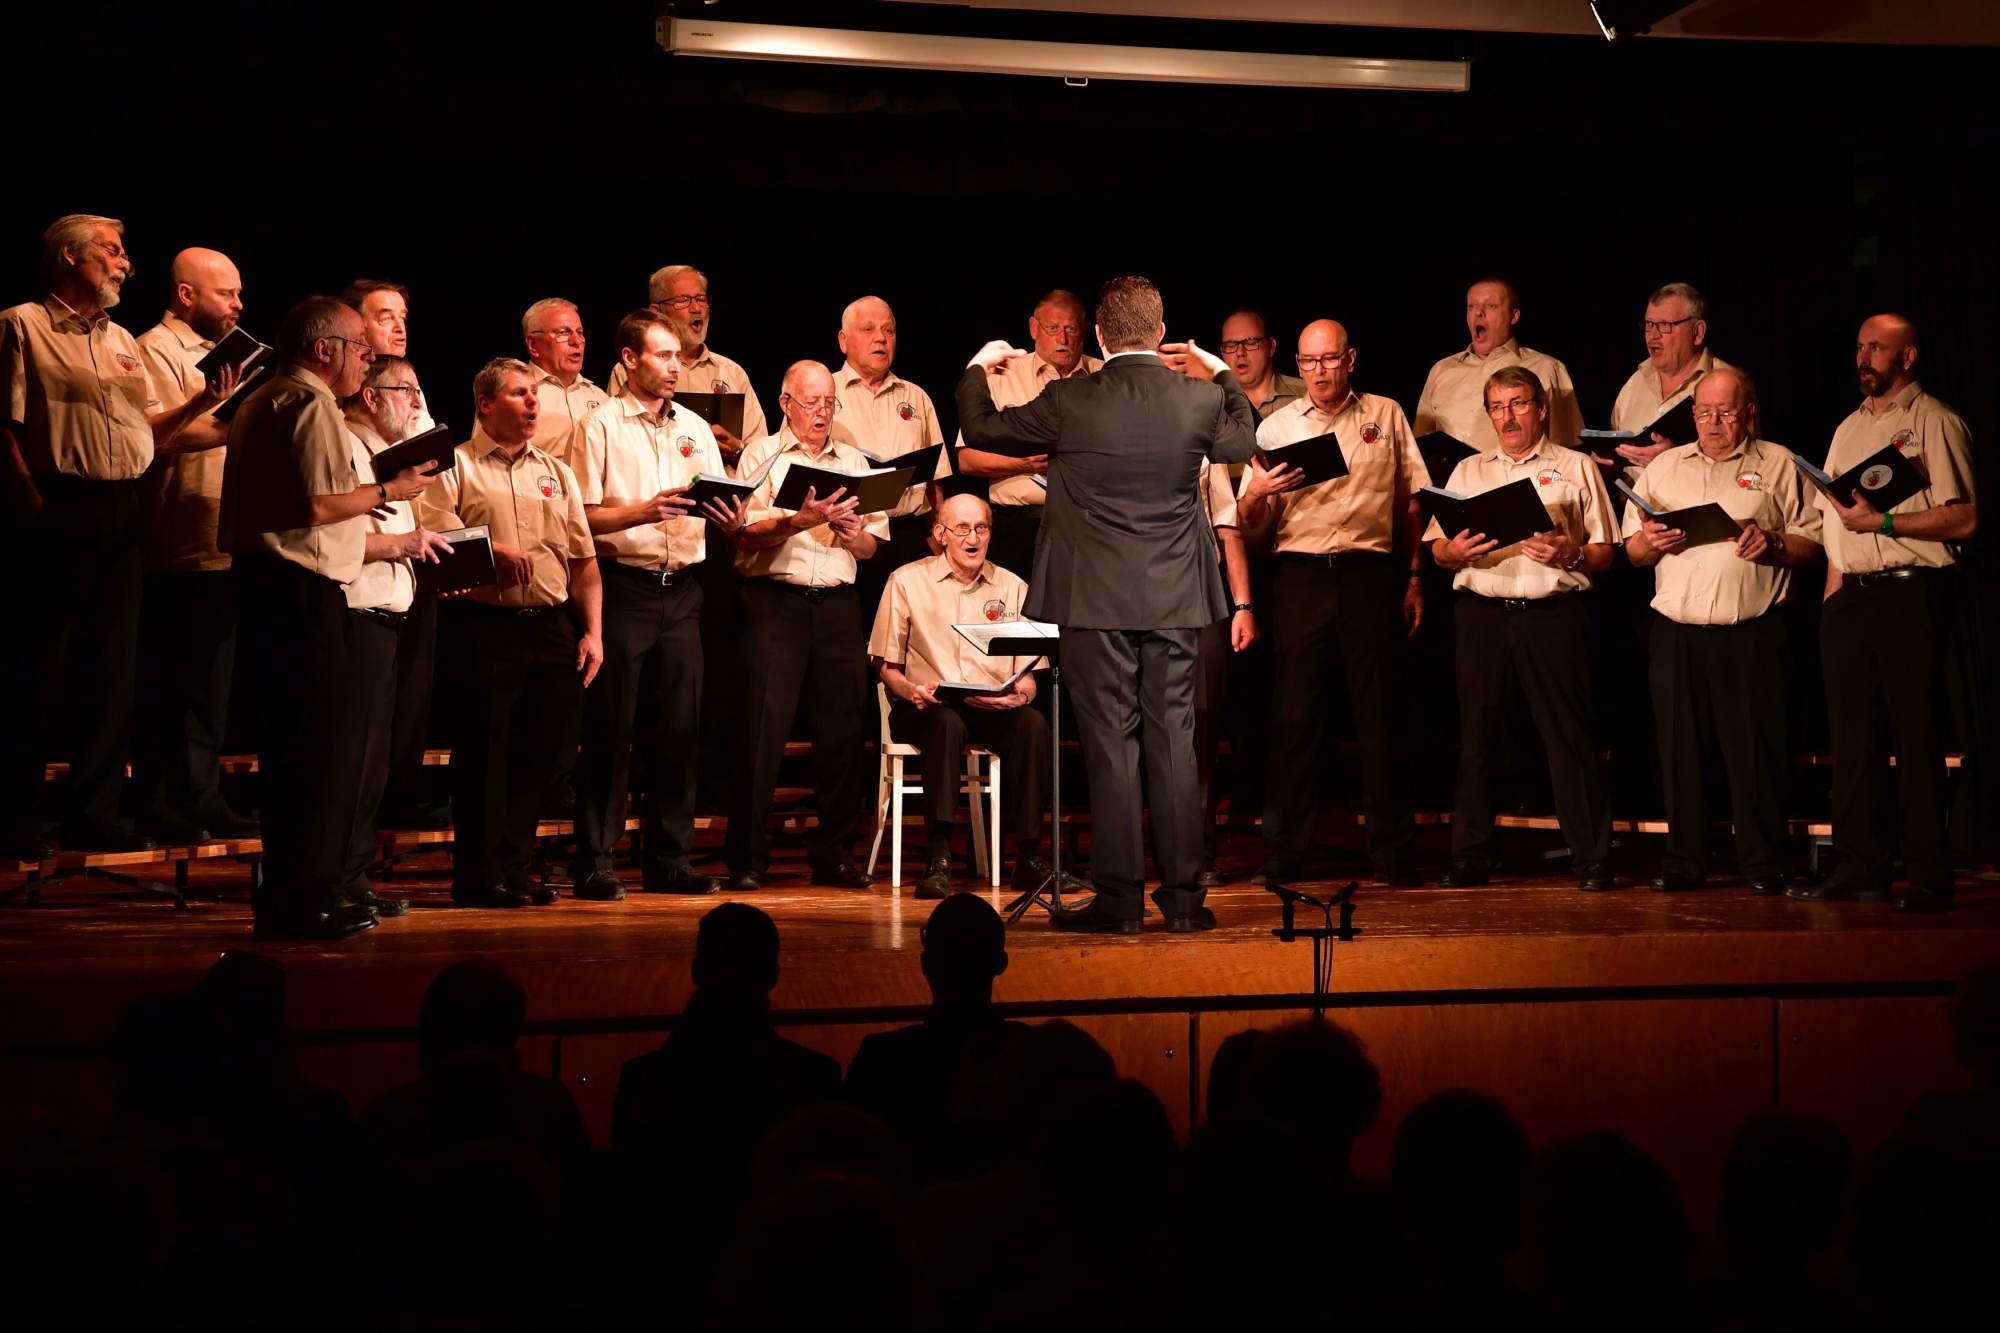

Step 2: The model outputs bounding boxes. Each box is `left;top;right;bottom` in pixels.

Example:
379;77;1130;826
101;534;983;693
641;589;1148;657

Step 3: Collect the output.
607;264;766;460
522;297;604;466
1608;282;1732;473
1;216;238;859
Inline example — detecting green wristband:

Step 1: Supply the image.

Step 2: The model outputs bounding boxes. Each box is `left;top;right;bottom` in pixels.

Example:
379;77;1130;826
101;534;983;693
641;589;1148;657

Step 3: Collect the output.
1879;512;1895;537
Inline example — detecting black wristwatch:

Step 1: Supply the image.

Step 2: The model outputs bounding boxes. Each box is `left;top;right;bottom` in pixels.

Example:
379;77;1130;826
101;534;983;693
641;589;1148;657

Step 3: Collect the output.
1233;602;1254;614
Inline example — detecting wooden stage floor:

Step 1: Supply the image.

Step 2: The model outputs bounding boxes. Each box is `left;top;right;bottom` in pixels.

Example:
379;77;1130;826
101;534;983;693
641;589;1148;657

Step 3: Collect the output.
5;841;1997;1242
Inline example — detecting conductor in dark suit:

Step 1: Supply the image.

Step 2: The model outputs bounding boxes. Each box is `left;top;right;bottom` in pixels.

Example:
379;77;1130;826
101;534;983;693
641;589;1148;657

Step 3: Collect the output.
957;276;1258;934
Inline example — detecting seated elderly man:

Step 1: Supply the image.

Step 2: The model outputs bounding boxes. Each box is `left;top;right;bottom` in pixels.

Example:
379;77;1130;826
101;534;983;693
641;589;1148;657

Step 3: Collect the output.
868;493;1051;899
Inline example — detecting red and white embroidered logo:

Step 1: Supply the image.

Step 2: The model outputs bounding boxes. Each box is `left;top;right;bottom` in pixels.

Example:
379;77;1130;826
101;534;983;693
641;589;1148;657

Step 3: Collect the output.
115;353;139;372
1537;468;1562;487
1891;429;1917;453
983;599;1007;622
711;379;730;394
1360;423;1381;445
677;436;695;459
537;475;558;499
897;403;914;421
1737;472;1762;491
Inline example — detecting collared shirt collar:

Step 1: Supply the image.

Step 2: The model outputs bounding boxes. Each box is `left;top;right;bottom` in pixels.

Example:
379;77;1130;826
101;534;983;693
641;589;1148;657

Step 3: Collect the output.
1300;391;1358;424
280;363;337;403
1861;379;1925;417
532;361;595;392
1103;349;1161;365
468;423;535;464
839;360;905;396
159;311;212;351
43;294;107;332
931;554;995;587
345;415;389;451
775;423;845;462
1494;434;1556;467
1690;435;1761;465
1460;337;1521;364
1032;351;1091;382
615;390;666;425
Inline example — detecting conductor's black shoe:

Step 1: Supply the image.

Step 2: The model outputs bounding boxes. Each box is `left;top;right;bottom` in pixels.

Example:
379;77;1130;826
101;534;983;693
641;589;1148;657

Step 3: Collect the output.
1195;860;1230;889
1373;860;1425;888
1650;871;1701;893
1011;854;1054;898
574;870;626;901
453;884;533;909
1437;859;1490;888
1750;873;1792;897
348;887;409;918
1163;905;1219;934
1250;857;1302;887
645;865;719;895
56;821;155;853
1048;900;1143;935
2;832;54;862
1787;875;1891;903
811;862;874;890
1894;884;1955;913
1577;862;1619;893
726;870;765;894
139;812;210;846
256;904;378;941
916;856;953;900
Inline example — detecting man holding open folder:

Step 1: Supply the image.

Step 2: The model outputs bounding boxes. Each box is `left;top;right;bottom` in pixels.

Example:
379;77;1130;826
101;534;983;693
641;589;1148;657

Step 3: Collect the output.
1621;368;1821;895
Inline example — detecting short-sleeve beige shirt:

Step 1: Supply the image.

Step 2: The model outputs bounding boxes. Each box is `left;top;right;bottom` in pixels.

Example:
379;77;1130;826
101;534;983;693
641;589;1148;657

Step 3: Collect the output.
1232;392;1427;557
530;365;606;469
867;555;1044;686
1610;349;1730;435
414;427;592;608
573;393;726;572
136;313;229;570
218;366;367;584
963;351;1104;507
831;362;946;519
1252;371;1309;421
1425;436;1616;599
607;345;768;446
1618;438;1823;625
1817;381;1977;574
734;426;893;587
2;297;155;480
343;419;417;613
1413;339;1583;454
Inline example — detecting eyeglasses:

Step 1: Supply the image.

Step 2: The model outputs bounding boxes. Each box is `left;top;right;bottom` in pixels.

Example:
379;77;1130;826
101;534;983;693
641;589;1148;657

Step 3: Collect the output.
325;335;376;360
658;294;709;309
1485;398;1540;418
1693;408;1744;425
1640;317;1695;335
537;327;587;344
939;523;992;539
373;383;423;397
784;395;841;414
1296;353;1349;371
87;240;132;263
1220;338;1271;355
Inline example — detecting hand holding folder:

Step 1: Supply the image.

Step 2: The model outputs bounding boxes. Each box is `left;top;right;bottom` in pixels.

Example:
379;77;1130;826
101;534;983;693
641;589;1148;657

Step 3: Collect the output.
1615;480;1745;550
1792;444;1927;515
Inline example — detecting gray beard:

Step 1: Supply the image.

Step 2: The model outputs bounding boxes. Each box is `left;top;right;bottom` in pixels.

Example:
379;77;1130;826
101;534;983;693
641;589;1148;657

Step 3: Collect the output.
95;282;122;310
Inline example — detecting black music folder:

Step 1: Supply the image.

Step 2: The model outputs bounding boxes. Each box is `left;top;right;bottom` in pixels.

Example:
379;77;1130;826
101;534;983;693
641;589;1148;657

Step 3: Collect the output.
369;423;456;483
858;441;951;487
1793;444;1928;514
929;661;1036;704
675;391;745;439
1253;430;1349;488
774;444;945;514
1419;479;1558;552
202;329;278;424
1615;480;1744;549
682;451;778;510
1417;431;1479;487
414;525;498;597
1578;397;1699;458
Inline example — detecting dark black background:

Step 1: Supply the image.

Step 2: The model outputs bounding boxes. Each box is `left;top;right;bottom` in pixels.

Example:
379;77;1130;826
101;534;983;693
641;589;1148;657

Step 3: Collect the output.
6;0;1996;852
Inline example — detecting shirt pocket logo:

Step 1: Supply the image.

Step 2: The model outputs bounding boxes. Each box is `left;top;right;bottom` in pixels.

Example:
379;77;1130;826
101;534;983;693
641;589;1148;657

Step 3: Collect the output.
1360;422;1382;445
1537;468;1563;487
897;402;914;421
1737;471;1762;491
115;353;139;372
677;435;696;459
537;475;558;499
1892;429;1917;453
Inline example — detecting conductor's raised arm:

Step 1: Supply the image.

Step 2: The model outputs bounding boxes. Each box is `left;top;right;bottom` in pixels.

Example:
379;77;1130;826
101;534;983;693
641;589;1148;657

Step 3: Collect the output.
956;358;1063;458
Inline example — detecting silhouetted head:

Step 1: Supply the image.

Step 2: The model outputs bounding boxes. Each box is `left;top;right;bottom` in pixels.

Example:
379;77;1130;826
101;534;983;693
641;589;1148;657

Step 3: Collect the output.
1175;1113;1324;1327
693;902;783;996
417;958;528;1074
1392;1089;1531;1269
990;1019;1116;1153
715;1170;915;1333
754;1104;908;1201
1949;962;2000;1087
1203;1028;1264;1121
108;993;206;1130
1529;1132;1694;1331
1246;1017;1383;1164
1037;1078;1178;1257
1719;1113;1853;1270
194;950;293;1081
427;1047;523;1153
919;893;1008;1004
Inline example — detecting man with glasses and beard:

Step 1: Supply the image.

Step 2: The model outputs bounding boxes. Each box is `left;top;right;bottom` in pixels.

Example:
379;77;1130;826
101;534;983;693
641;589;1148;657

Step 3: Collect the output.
522;297;604;468
2;216;239;859
869;493;1052;900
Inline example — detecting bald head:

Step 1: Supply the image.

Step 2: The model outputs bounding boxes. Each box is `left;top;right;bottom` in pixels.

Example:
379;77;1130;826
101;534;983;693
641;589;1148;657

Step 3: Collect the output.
1856;313;1920;401
1297;319;1355;410
839;296;898;382
168;247;243;341
936;492;995;574
779;360;837;448
1693;366;1756;456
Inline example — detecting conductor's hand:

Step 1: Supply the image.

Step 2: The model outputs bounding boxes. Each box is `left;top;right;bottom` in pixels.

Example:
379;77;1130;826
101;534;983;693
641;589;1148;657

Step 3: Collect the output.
1640;518;1688;555
638;485;697;524
576;630;603;687
1243;458;1306;502
969;340;1029;374
1439;527;1499;569
492;542;535;587
1521;520;1579;568
789;486;858;532
699;493;750;531
1160;339;1229;382
398;528;455;564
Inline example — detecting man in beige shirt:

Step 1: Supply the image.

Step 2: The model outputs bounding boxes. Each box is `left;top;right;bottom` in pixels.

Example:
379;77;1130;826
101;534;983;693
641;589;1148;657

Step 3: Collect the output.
1793;315;1978;911
1607;282;1731;472
340;279;435;434
571;311;748;901
869;493;1051;900
221;296;435;939
417;357;603;910
1219;308;1308;421
1;216;237;858
725;361;891;892
1622;368;1822;895
522;297;605;467
956;289;1103;581
1414;278;1583;453
1427;366;1618;891
132;247;260;845
606;264;767;460
1226;318;1428;887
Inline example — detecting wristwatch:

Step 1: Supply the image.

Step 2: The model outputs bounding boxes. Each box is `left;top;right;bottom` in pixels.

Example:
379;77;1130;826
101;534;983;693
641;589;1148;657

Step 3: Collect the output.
1232;602;1254;614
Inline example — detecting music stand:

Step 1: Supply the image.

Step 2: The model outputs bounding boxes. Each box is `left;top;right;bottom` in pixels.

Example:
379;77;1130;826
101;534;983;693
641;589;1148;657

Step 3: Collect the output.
951;619;1083;922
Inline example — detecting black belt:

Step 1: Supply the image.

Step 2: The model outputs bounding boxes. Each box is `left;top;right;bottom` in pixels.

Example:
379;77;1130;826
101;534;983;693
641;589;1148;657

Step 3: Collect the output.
453;598;572;618
349;606;409;627
603;558;693;589
1279;549;1394;568
771;581;842;603
1856;565;1939;587
1470;590;1572;612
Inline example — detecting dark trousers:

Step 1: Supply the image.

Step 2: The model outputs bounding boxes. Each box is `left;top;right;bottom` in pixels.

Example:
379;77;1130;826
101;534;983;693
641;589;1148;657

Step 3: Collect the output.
1650;613;1791;882
577;565;704;873
725;579;870;875
1064;625;1204;920
341;611;402;894
379;595;437;815
440;601;584;894
1194;618;1230;859
0;475;144;838
232;555;386;921
887;695;1049;854
1451;594;1610;869
695;549;744;800
1261;552;1415;870
987;504;1043;586
1820;573;1954;892
1227;553;1278;817
132;569;237;828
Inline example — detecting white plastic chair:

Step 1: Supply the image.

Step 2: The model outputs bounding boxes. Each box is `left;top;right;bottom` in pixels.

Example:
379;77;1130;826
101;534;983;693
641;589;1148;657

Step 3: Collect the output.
866;683;1002;888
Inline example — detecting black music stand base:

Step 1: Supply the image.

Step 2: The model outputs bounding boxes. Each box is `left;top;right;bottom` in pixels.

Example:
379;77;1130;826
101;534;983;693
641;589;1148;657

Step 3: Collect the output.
1003;664;1090;922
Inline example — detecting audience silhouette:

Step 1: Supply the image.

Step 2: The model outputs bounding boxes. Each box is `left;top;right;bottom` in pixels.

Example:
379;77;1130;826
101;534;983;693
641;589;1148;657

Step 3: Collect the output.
1390;1088;1536;1331
1529;1130;1697;1332
1705;1112;1854;1332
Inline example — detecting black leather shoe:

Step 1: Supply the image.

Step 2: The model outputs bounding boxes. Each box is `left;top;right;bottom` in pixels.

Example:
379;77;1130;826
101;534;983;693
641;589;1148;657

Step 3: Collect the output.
1250;858;1301;887
2;832;54;862
256;903;378;940
139;811;210;846
1048;900;1143;935
1010;854;1056;898
1577;862;1619;893
1164;905;1218;933
1195;860;1230;889
726;870;765;894
1437;859;1490;888
644;865;719;896
1787;876;1891;903
811;862;875;890
1373;861;1424;888
526;882;561;906
1750;873;1791;897
915;856;953;900
348;886;409;917
56;822;156;853
1650;871;1701;893
574;870;627;901
453;884;533;909
1894;884;1955;913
